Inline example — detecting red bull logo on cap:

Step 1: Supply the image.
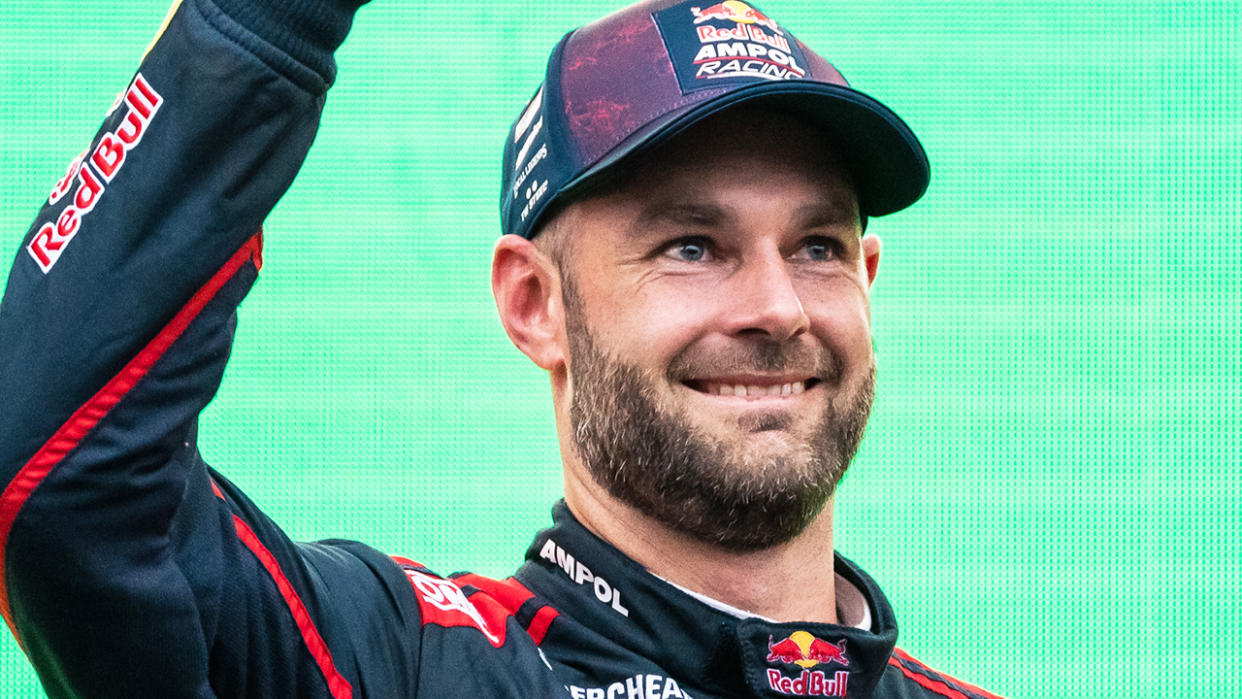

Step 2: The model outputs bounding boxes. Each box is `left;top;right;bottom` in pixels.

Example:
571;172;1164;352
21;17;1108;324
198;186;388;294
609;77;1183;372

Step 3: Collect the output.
690;1;782;34
653;0;811;93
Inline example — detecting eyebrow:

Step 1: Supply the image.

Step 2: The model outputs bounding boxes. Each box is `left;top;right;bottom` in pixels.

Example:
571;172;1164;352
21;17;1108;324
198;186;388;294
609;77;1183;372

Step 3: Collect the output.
796;202;860;229
630;200;858;238
633;203;726;231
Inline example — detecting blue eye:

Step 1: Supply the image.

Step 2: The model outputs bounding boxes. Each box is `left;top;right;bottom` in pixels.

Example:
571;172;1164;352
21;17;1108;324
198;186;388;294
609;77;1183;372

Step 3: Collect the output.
804;237;837;261
668;238;709;262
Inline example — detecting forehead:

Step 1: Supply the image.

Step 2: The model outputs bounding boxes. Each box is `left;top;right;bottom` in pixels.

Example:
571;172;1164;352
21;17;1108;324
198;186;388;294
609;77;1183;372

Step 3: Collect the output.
535;105;861;255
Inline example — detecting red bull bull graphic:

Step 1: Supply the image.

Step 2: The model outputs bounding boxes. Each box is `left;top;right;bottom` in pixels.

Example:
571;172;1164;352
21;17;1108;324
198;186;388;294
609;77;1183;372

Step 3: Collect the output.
806;637;850;667
765;632;850;697
766;632;849;669
767;636;806;665
690;1;782;34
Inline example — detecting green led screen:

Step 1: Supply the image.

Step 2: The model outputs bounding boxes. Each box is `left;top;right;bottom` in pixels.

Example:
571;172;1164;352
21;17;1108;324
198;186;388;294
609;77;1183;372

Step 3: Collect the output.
1;2;1238;697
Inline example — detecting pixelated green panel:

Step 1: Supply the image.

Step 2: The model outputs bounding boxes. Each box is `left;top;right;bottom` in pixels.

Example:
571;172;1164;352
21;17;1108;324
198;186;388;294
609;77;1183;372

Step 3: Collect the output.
0;1;1237;697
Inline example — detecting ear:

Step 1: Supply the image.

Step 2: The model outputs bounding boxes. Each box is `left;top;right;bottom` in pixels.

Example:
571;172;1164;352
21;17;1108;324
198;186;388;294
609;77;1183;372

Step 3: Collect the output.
492;235;566;371
861;233;881;287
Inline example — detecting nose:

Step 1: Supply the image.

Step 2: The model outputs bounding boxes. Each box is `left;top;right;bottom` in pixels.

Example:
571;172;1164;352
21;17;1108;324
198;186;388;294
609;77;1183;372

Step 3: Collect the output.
724;249;810;342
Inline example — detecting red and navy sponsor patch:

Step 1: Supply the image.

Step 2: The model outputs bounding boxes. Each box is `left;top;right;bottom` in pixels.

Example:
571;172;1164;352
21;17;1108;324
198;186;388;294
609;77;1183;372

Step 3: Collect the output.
453;573;560;646
393;557;514;648
652;0;810;94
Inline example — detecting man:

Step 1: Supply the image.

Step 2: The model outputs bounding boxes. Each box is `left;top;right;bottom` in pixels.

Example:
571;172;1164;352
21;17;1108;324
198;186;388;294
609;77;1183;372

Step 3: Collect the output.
0;0;1000;697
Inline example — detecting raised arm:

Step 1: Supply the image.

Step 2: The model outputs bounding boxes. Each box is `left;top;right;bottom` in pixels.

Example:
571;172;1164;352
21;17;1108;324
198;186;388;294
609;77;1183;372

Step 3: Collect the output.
0;1;404;696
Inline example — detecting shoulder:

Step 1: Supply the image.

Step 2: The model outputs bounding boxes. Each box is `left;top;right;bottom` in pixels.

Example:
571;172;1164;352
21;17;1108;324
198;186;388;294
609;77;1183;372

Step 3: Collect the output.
391;558;560;649
881;646;1005;699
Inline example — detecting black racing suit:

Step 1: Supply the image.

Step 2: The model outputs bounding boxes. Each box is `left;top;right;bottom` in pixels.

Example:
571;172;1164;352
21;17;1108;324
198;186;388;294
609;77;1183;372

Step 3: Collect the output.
0;1;1002;697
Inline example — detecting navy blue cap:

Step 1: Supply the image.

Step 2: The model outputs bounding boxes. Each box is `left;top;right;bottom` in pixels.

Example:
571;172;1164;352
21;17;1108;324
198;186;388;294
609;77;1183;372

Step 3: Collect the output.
501;0;929;239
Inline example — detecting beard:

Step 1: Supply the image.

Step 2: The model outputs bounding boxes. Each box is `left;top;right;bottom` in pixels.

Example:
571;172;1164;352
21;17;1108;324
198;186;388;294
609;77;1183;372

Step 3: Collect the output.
563;280;876;552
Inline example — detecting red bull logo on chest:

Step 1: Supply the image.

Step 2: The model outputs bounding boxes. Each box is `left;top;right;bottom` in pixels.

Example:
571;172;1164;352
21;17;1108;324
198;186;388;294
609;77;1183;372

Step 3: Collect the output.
765;632;850;697
653;0;811;93
767;632;849;668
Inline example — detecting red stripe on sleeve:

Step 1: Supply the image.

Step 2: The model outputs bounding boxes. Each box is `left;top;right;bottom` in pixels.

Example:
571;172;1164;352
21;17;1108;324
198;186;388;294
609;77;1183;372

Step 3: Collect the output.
231;514;352;699
214;468;351;695
889;647;1005;699
0;233;262;644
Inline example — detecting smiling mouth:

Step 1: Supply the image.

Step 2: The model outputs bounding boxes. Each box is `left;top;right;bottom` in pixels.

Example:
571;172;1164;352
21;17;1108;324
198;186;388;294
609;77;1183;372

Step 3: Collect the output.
683;378;822;398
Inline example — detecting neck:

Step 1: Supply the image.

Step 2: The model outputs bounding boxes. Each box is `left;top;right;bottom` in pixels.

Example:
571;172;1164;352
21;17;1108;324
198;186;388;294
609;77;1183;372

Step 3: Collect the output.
564;469;838;624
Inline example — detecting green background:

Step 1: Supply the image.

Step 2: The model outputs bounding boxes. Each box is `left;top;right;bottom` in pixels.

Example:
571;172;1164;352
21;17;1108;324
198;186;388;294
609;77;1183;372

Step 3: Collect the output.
1;1;1238;696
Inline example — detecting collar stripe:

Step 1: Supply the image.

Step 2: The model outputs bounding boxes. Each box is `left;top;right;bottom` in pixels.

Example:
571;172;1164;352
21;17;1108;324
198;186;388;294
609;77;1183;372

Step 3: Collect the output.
453;573;561;646
888;647;1005;699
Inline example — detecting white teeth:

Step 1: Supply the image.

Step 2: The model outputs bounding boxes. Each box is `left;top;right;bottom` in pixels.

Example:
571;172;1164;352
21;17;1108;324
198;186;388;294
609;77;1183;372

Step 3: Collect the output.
705;381;808;397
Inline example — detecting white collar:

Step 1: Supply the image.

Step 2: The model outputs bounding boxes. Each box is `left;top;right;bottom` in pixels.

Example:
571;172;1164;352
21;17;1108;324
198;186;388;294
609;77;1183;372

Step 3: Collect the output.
657;571;873;631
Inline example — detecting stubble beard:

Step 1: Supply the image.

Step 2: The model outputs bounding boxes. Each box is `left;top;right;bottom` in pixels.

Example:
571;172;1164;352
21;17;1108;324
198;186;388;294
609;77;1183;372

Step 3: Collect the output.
563;279;876;552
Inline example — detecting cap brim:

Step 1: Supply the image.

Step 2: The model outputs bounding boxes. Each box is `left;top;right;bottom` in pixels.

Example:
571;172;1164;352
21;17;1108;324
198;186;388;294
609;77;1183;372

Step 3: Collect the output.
562;80;930;218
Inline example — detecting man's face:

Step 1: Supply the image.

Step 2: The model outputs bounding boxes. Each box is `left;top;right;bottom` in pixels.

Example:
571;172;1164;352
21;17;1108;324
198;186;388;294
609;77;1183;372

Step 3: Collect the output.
552;107;879;551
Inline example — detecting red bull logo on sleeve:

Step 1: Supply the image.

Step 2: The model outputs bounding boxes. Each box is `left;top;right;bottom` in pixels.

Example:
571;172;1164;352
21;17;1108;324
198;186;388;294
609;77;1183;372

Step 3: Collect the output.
28;74;163;273
653;0;810;93
765;632;850;697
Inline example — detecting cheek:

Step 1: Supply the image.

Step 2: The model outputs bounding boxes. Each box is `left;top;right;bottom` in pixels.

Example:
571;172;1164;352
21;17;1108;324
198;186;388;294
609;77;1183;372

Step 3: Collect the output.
581;283;709;366
801;283;874;353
